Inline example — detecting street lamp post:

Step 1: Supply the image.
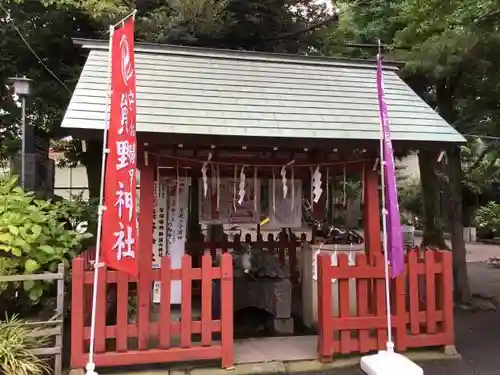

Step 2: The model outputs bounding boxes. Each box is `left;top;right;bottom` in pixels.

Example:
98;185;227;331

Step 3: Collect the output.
9;76;32;188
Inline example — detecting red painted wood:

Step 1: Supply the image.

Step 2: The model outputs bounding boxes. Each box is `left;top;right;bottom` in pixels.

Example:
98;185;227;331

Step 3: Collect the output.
337;254;351;354
315;249;455;361
71;249;235;371
70;257;85;369
363;165;381;258
424;251;437;333
394;269;407;352
440;251;455;345
159;256;171;348
91;346;223;367
201;253;213;346
116;271;129;352
220;253;234;369
138;162;155;350
373;254;387;350
317;253;333;362
181;255;192;348
408;250;420;335
83;319;223;340
95;266;107;353
354;253;370;353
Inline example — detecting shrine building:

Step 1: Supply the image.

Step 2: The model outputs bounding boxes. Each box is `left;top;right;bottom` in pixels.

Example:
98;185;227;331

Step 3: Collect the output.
63;40;463;372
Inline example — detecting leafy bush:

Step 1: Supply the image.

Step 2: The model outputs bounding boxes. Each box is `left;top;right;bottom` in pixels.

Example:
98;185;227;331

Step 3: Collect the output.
474;202;500;236
0;175;93;302
398;179;423;218
0;315;51;375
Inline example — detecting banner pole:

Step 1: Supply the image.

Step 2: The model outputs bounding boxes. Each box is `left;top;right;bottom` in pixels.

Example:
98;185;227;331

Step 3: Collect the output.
85;24;115;375
377;39;394;352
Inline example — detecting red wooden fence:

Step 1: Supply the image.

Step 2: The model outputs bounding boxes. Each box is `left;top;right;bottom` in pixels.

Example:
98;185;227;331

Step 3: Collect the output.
317;249;454;361
71;253;234;370
82;232;304;285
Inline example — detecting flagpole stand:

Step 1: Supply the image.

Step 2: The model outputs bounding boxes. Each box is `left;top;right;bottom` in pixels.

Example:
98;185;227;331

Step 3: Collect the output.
359;42;422;375
85;363;98;375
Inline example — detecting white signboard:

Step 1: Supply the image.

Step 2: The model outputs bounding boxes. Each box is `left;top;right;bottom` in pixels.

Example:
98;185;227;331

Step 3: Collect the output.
199;178;260;224
152;177;189;304
267;179;303;229
152;180;167;303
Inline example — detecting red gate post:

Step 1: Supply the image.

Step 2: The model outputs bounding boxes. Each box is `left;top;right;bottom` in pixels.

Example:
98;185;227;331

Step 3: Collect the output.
71;257;86;369
220;252;234;368
317;252;333;362
138;160;155;350
440;251;455;345
363;163;382;259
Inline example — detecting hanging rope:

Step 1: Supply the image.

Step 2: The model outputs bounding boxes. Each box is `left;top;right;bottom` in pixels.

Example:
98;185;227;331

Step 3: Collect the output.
150;152;371;168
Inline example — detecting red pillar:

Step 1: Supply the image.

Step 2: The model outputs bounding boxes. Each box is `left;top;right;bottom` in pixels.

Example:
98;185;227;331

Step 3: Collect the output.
137;159;155;349
364;163;381;258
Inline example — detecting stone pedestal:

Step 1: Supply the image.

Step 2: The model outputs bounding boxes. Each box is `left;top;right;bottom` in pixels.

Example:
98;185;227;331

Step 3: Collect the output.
234;278;293;335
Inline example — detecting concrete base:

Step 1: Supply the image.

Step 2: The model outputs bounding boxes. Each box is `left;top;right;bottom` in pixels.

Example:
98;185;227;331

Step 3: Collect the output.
444;345;459;356
66;342;461;375
269;317;294;336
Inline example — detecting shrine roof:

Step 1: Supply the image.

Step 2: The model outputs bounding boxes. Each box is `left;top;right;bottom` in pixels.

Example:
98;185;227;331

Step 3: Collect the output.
61;39;465;144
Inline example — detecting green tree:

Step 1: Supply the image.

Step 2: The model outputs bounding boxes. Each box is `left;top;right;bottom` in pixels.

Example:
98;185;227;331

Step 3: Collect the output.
320;0;500;304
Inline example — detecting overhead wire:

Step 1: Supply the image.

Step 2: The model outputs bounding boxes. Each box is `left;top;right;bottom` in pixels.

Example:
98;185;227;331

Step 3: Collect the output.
0;2;72;93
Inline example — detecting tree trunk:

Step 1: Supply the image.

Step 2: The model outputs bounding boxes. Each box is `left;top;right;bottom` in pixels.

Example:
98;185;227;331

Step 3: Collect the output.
447;146;471;303
345;196;361;228
81;139;103;239
434;77;471;303
82;139;103;200
418;149;448;249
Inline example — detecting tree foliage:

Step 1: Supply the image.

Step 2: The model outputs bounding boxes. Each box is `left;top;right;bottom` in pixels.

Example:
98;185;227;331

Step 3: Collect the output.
318;0;500;303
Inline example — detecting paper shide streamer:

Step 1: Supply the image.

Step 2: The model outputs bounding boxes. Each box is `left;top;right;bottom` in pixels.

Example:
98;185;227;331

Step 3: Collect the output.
280;165;288;199
201;153;212;198
238;166;246;205
312;165;323;203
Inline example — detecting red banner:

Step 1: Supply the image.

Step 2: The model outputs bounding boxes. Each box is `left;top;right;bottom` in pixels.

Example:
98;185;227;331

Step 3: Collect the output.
102;18;138;277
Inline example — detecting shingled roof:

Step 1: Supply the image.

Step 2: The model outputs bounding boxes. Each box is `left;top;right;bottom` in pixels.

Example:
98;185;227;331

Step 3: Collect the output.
61;40;464;143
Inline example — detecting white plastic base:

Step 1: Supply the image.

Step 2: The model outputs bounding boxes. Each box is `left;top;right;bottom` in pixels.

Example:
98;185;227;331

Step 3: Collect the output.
360;350;423;375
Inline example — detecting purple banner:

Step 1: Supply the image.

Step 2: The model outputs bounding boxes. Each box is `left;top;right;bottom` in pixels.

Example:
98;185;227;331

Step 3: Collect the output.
376;54;404;278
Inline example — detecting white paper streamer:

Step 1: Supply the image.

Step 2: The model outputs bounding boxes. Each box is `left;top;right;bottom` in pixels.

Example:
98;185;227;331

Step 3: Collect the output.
201;153;212;198
233;166;237;212
254;167;258;214
291;167;295;212
238;166;246;205
280;165;288;199
216;164;220;211
312;165;323;203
